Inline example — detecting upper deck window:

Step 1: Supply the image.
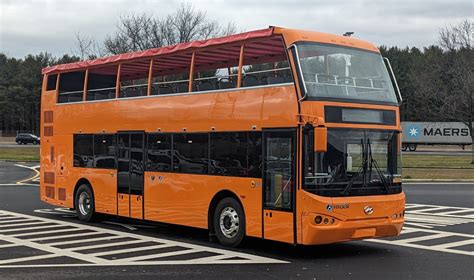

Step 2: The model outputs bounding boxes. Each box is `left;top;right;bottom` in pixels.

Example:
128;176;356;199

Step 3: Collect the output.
240;38;293;88
295;42;398;105
242;60;292;88
58;71;85;103
46;74;58;91
192;48;240;92
119;61;150;98
150;54;192;95
87;65;118;101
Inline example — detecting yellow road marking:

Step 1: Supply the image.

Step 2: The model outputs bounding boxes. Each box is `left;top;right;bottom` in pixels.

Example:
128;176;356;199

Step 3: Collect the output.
14;164;40;185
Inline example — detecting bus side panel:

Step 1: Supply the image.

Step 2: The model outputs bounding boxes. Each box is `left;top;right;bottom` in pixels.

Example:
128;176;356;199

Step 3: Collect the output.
117;193;129;217
67;168;118;215
263;210;294;243
52;86;298;134
144;172;262;238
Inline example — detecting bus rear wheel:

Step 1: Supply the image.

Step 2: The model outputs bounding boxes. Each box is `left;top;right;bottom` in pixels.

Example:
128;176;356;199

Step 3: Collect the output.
75;184;95;222
213;197;245;247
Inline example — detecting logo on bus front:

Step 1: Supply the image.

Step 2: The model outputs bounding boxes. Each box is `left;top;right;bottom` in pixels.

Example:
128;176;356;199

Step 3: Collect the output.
364;205;374;215
326;204;349;212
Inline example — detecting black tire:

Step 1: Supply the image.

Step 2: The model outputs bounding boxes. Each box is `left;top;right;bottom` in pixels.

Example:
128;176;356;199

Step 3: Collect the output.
408;144;417;152
213;197;245;247
33;140;38;145
402;144;407;151
16;141;21;145
75;184;95;222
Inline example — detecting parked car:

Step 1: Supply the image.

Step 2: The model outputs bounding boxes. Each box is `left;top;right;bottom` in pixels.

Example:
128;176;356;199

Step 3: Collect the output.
16;134;40;145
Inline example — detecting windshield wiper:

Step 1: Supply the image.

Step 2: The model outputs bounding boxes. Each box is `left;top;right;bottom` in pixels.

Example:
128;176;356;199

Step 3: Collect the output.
342;139;367;195
342;137;391;196
366;139;391;193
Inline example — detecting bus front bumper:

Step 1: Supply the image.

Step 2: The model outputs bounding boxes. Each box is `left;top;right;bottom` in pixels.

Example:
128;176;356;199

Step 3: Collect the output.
301;214;404;245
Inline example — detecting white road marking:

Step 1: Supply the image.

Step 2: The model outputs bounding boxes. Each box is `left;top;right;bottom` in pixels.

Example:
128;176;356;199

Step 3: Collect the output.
0;244;20;249
45;236;125;247
24;230;96;241
67;239;147;251
0;222;68;237
0;218;27;224
439;209;474;216
368;227;473;256
90;244;175;257
117;248;200;262
366;203;474;256
0;209;287;268
404;213;472;228
0;220;45;227
432;239;474;250
405;204;474;220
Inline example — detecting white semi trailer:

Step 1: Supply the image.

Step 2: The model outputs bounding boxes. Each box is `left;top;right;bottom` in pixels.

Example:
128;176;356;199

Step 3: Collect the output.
401;122;472;151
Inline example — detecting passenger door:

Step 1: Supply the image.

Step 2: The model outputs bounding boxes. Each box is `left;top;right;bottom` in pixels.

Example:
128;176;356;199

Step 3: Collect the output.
117;132;145;219
262;129;296;243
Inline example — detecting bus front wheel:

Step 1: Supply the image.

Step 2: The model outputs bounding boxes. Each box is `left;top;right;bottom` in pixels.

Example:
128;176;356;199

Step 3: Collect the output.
213;197;245;247
75;184;95;222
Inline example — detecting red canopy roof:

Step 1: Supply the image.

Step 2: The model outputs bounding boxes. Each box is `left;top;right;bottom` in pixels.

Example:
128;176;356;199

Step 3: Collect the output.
42;27;275;75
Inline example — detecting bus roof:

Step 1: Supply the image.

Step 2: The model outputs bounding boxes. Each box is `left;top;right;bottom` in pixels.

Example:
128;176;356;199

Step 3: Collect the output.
42;27;379;75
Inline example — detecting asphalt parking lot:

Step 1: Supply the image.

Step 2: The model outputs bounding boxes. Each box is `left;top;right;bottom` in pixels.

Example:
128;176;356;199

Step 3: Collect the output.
0;162;472;279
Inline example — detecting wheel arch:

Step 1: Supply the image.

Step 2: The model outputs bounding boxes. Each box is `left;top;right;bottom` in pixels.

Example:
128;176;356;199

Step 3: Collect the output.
73;178;93;209
207;189;245;235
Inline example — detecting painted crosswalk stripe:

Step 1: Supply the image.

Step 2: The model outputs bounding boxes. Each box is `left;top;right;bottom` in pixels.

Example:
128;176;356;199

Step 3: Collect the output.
366;203;474;256
406;203;474;219
368;227;473;256
70;239;150;252
0;209;287;268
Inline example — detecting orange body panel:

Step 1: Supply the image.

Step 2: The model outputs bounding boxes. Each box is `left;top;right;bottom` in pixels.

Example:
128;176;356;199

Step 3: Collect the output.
144;172;263;238
118;194;130;217
130;195;143;220
53;85;297;134
263;210;294;243
275;27;380;53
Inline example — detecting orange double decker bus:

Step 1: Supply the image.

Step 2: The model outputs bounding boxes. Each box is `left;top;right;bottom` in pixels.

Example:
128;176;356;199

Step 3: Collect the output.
40;27;405;247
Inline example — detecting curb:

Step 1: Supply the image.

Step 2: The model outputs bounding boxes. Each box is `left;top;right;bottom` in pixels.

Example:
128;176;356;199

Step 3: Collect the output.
1;160;40;163
404;179;474;182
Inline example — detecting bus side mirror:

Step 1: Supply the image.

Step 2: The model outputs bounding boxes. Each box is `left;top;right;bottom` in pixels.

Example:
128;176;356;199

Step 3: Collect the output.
314;127;327;152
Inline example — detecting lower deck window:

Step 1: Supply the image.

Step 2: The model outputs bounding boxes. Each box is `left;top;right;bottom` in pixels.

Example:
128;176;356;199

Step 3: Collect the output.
73;134;93;167
73;131;263;178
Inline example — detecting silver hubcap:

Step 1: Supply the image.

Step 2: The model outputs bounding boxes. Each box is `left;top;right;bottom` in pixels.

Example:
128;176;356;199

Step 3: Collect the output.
78;191;91;216
219;206;239;239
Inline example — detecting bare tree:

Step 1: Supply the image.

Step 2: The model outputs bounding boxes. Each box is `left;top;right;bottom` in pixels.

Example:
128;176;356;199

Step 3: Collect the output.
439;19;472;51
438;19;474;162
103;3;236;55
74;32;106;60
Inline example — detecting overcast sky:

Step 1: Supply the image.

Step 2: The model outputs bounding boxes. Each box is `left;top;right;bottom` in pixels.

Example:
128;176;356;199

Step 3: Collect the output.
0;0;472;58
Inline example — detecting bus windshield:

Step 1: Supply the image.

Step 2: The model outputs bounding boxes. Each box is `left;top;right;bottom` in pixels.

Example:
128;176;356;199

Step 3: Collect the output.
303;129;402;197
296;42;398;105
